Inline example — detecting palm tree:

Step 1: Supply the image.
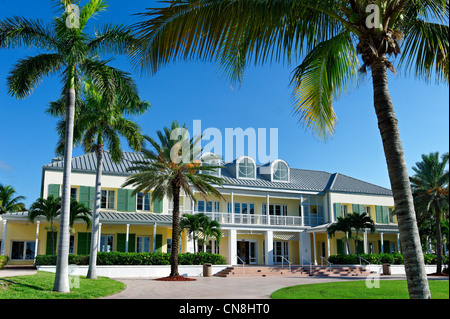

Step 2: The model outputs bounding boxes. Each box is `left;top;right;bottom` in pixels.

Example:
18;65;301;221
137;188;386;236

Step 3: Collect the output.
410;152;449;274
328;215;353;255
0;184;26;215
348;212;376;254
69;198;92;234
180;213;205;254
48;77;149;279
28;196;62;255
122;121;225;277
1;0;140;292
199;215;222;252
132;0;449;298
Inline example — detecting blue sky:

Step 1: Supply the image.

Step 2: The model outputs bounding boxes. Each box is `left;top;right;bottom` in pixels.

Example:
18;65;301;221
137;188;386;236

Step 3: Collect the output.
0;0;448;207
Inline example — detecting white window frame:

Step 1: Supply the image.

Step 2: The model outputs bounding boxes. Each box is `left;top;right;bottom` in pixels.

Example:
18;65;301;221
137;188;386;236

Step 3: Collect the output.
200;152;221;177
137;192;151;211
100;234;114;252
136;236;151;253
271;159;290;182
236;156;256;179
101;189;115;210
10;240;36;260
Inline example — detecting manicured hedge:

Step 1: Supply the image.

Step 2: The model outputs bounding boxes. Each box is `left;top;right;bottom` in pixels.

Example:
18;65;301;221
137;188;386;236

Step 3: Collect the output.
0;255;9;269
35;252;227;266
328;253;449;265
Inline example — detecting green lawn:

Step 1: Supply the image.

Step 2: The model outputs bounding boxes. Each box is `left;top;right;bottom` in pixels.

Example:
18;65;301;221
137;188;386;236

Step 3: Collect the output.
271;279;449;299
0;271;125;299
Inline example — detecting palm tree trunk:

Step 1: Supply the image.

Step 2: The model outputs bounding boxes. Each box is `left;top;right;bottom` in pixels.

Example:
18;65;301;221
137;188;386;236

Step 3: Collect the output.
434;202;442;274
87;144;104;279
53;71;76;293
371;56;430;299
170;184;181;277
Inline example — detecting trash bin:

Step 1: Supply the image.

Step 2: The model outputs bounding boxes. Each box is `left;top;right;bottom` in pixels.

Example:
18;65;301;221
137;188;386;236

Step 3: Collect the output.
203;263;212;277
382;263;391;275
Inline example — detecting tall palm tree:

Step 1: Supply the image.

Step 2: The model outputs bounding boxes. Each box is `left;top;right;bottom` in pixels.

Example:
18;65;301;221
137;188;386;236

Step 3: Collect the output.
410;152;449;274
1;0;140;292
0;184;26;215
348;212;376;254
180;213;205;254
28;195;61;256
122;121;225;277
132;0;448;298
48;77;149;279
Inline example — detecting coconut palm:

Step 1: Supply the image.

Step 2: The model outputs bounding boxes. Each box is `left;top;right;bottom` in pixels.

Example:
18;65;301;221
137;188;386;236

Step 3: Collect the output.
28;196;61;255
48;77;149;279
0;184;26;215
1;0;140;292
410;152;449;274
199;215;222;252
69;198;92;234
328;215;353;255
348;212;376;254
132;0;449;298
122;121;225;277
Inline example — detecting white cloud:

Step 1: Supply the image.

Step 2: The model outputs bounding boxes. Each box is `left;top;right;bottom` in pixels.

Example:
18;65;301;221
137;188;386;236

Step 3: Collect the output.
0;160;13;172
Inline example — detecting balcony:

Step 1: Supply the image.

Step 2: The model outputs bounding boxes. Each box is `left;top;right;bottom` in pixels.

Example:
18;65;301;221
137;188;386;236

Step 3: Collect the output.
201;212;303;227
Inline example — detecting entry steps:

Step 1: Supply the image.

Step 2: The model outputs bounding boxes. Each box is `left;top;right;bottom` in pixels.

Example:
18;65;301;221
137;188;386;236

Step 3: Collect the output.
214;265;373;278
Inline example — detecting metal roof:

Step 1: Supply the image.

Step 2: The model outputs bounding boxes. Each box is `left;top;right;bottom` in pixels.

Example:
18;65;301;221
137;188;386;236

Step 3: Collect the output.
44;151;393;196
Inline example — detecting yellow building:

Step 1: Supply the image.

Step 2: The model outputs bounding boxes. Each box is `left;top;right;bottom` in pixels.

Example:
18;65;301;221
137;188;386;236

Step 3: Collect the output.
0;152;399;266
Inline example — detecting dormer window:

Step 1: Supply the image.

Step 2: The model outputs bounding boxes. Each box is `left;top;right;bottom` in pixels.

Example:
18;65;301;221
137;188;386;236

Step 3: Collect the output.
272;160;289;182
237;156;256;179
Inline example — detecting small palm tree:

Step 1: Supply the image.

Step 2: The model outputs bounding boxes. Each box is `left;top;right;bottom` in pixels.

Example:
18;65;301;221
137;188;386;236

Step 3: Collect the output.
199;216;222;252
48;77;149;279
410;152;449;274
348;212;376;254
122;121;225;277
69;198;92;234
0;184;26;214
1;0;140;292
328;215;353;255
28;196;62;255
180;213;205;254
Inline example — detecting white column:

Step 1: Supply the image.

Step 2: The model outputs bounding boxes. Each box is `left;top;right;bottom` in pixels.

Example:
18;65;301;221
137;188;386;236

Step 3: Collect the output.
265;230;274;266
34;221;40;259
97;223;102;252
231;191;235;223
312;232;317;265
1;220;7;255
153;223;157;252
444;235;447;256
191;198;195;214
364;229;368;254
300;195;304;226
380;232;384;253
228;229;237;265
299;231;303;265
397;233;401;254
327;233;331;257
125;224;130;253
266;193;270;225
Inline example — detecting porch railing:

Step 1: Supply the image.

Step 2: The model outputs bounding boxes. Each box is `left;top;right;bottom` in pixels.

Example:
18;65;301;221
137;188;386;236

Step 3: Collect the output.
201;212;303;227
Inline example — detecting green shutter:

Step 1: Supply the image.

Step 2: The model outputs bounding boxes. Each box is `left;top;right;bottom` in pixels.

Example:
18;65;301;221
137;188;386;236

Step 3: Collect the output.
48;184;60;198
378;240;390;253
382;206;389;224
126;189;136;212
334;203;342;219
77;232;91;255
375;206;382;223
117;233;136;252
353;204;364;214
336;239;344;255
46;231;58;255
117;189;128;212
357;240;364;254
153;198;163;213
79;186;95;209
155;234;163;253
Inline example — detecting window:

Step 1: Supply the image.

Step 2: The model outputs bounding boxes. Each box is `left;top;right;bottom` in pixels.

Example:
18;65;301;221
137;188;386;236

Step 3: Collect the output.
101;190;115;209
365;206;372;218
70;187;78;200
137;193;151;211
196;200;220;213
263;204;288;216
272;161;289;182
342;205;349;216
201;153;221;177
137;236;150;253
100;235;114;252
229;202;255;214
273;241;289;264
389;207;395;223
301;195;325;226
11;241;35;260
237;157;255;179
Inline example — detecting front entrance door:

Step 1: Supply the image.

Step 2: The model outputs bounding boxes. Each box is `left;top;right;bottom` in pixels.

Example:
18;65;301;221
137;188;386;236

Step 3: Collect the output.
237;240;258;264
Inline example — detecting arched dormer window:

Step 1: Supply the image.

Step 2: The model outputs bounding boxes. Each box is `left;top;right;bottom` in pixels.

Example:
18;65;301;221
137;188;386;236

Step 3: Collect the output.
271;160;289;182
237;156;256;179
200;152;221;177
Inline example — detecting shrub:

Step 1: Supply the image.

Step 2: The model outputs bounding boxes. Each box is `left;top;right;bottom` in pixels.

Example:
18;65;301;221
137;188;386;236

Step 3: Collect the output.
328;253;441;265
0;255;9;269
35;252;226;266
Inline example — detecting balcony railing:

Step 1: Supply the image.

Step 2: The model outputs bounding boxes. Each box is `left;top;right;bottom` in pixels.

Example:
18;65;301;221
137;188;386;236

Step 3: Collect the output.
200;212;303;227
